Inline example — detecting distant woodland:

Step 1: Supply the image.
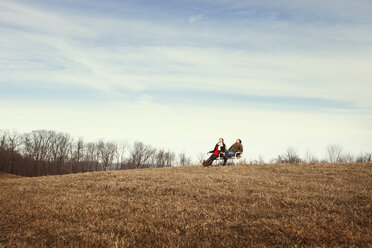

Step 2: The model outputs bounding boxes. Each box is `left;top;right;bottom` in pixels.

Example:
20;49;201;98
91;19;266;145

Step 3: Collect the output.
0;129;370;177
0;129;191;177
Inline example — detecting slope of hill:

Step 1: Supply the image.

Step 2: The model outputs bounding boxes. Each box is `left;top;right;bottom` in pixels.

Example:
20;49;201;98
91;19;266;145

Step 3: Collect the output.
0;172;22;179
0;163;371;247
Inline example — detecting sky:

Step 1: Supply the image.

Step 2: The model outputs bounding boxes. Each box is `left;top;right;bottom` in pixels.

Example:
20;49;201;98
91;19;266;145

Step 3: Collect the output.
1;0;372;162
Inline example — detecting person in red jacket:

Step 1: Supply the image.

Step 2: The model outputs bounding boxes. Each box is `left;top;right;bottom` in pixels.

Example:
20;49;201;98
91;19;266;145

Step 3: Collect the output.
202;138;226;166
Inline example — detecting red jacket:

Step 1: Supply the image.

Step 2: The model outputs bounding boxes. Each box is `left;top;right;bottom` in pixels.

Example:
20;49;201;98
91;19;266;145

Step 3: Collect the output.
209;143;226;156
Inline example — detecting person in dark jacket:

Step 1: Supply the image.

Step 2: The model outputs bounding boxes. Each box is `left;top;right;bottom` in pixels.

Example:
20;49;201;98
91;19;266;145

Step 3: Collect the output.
223;139;243;165
203;138;226;166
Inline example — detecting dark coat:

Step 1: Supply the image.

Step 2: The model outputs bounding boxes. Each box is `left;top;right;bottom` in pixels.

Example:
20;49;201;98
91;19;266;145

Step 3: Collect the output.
209;143;226;155
228;143;243;154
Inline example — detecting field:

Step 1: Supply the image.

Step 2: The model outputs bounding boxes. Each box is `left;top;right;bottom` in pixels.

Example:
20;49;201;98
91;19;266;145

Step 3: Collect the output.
0;163;371;247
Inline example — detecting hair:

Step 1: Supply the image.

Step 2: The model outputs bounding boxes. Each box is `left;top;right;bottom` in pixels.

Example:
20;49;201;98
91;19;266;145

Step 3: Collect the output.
218;138;225;146
238;139;242;144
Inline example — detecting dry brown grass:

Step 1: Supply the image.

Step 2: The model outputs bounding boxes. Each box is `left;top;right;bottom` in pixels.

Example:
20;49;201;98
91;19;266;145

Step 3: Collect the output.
0;172;22;179
0;163;371;247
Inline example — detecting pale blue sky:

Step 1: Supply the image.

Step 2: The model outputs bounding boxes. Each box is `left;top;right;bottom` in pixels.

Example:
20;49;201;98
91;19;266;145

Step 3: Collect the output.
1;0;371;161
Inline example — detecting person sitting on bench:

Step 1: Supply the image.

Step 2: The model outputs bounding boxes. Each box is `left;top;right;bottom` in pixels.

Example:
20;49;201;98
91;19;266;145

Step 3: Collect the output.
203;138;226;166
223;139;243;165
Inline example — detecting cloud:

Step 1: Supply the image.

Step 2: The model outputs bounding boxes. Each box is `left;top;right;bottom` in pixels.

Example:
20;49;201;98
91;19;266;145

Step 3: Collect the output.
0;0;371;159
200;0;372;24
189;14;204;23
1;0;372;108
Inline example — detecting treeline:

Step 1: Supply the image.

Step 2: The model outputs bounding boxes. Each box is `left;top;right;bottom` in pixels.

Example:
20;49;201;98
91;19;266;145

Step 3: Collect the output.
195;145;371;165
244;145;372;165
1;129;370;177
0;129;191;177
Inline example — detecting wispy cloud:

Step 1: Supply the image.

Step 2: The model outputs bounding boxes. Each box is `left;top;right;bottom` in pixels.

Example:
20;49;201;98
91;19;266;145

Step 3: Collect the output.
1;0;371;158
189;14;204;23
1;0;371;107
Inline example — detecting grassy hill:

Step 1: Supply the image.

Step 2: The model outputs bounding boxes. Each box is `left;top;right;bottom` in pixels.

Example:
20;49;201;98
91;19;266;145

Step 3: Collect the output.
0;163;371;247
0;171;22;179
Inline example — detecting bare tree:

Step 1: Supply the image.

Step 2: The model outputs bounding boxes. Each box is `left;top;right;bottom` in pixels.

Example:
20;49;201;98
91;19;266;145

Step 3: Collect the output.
130;142;153;169
285;147;301;164
148;149;157;168
0;128;191;176
0;130;8;150
115;141;128;170
274;148;301;164
356;152;372;163
98;141;117;171
0;131;8;172
85;142;98;171
23;130;49;175
178;152;191;166
143;148;156;168
164;151;175;167
56;132;72;174
341;152;354;163
303;149;318;164
156;149;166;168
197;153;205;164
273;155;283;164
71;138;85;172
6;130;22;174
326;144;343;163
